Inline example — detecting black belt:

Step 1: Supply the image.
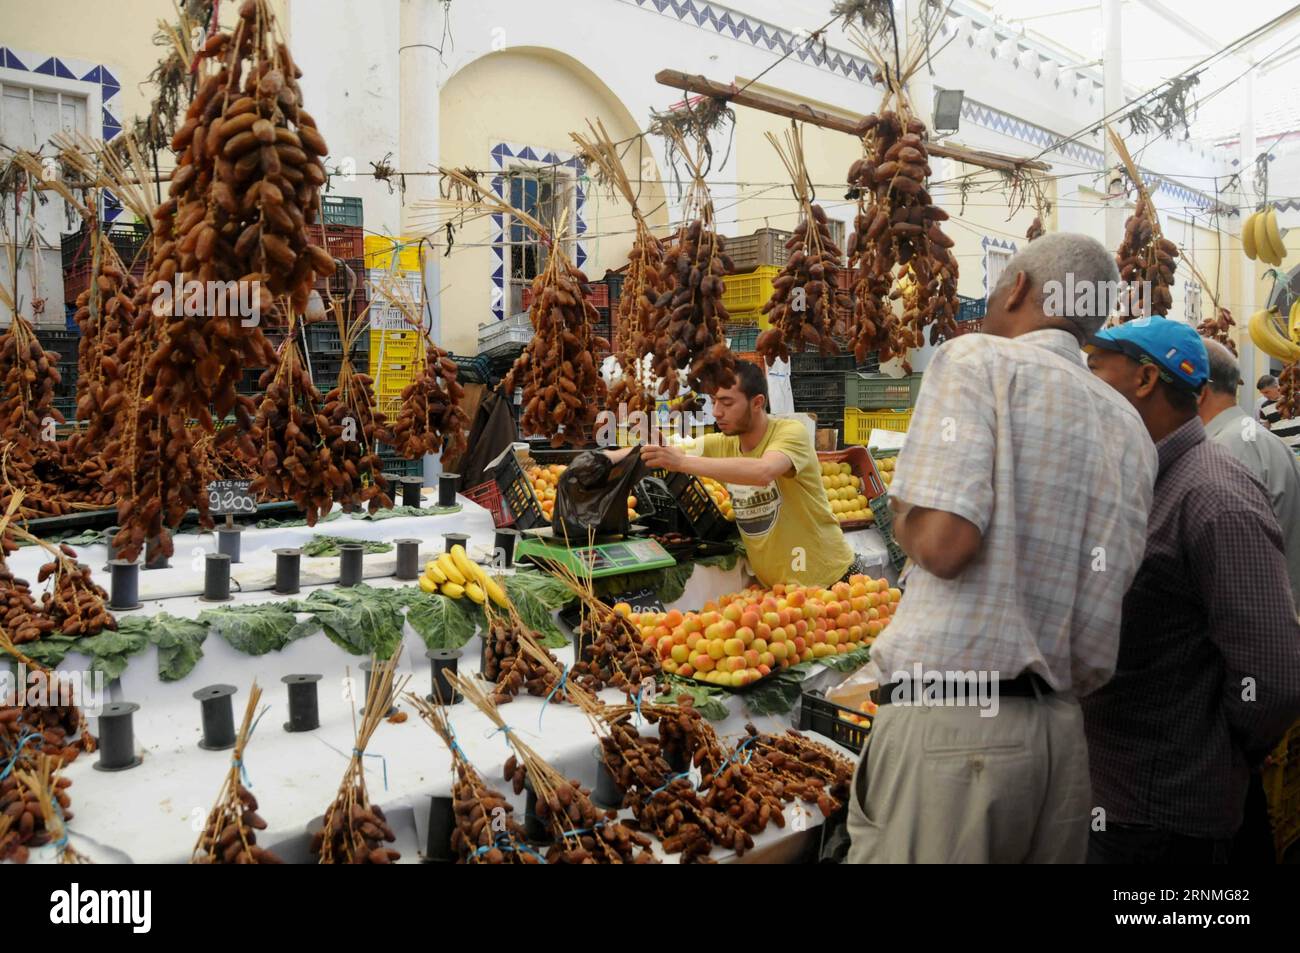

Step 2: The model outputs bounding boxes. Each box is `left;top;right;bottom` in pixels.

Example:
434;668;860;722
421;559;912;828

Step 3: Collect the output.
872;672;1053;706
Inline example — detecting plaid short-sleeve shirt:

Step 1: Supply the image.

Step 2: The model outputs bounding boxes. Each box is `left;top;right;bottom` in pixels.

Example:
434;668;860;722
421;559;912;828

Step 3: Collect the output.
873;329;1157;697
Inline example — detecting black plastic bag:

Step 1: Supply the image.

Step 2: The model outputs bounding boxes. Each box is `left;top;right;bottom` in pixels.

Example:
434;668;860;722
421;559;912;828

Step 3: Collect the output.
553;448;646;541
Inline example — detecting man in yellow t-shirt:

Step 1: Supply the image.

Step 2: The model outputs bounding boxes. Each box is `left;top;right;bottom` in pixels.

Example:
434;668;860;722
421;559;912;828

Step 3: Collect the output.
622;362;858;588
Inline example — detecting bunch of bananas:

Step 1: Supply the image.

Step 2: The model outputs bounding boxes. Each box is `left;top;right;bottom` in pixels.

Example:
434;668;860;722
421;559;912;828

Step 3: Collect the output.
1242;207;1288;267
1247;302;1300;362
418;543;509;607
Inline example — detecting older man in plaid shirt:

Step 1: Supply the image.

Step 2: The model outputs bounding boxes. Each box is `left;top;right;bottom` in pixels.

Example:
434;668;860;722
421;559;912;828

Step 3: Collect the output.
1086;317;1300;863
845;234;1157;863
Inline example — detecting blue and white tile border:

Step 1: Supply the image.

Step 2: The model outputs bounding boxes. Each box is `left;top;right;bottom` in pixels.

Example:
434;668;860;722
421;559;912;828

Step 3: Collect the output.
0;46;125;221
488;142;587;322
981;236;1017;296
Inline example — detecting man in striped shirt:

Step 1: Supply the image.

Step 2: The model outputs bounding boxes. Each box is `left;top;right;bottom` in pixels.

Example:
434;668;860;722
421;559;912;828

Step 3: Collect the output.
1258;375;1300;451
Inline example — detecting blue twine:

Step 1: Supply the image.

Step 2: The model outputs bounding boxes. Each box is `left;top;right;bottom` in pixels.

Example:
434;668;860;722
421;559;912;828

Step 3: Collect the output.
445;721;468;763
650;771;690;795
0;730;40;781
471;836;546;863
723;735;757;770
355;748;389;791
538;665;569;730
561;820;606;839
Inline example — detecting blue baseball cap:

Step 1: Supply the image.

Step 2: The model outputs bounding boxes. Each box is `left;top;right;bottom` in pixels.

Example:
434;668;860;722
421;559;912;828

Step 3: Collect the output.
1088;316;1209;392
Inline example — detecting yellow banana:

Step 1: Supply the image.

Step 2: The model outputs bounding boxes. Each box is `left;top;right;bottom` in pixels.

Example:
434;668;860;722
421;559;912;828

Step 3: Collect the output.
424;560;447;585
437;553;466;586
463;581;486;605
1290;300;1300;345
418;575;439;594
450;545;480;586
440;581;465;599
1248;308;1300;362
483;576;510;609
1265;207;1287;264
1255;213;1280;266
1242;211;1259;260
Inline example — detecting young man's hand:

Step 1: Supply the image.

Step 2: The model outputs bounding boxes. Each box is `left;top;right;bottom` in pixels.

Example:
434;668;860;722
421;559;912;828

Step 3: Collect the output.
640;443;689;472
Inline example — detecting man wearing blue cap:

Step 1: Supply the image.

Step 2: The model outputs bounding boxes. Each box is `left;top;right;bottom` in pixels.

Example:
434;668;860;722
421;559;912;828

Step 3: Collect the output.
1086;316;1300;863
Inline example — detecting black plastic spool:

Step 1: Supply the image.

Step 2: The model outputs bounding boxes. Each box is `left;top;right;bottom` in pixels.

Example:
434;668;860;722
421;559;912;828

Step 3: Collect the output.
438;472;459;507
394;539;421;580
339;543;364;587
400;476;424;508
426;648;462;704
494;529;519;569
425;795;455;862
108;559;142;611
217;526;242;563
273;548;301;595
201;552;233;602
442;532;470;555
93;702;142;772
592;743;625;809
282;673;322;732
194;684;237;750
102;524;122;571
359;659;397;717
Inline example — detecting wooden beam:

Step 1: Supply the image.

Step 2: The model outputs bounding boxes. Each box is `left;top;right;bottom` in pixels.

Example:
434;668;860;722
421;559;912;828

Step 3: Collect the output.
656;69;1052;174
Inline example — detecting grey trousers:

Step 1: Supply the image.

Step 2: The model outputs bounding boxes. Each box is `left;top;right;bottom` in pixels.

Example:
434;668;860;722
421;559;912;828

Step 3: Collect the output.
845;693;1091;863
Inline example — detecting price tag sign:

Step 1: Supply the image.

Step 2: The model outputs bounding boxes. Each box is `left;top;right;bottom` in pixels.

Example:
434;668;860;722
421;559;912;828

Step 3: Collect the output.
207;479;256;516
609;586;665;617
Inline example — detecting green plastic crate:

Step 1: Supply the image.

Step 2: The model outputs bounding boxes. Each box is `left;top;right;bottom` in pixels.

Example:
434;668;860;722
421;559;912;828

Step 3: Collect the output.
845;373;922;410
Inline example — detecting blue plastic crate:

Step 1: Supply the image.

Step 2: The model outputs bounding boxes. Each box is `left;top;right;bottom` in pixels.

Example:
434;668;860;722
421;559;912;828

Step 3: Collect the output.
958;295;986;322
321;195;364;227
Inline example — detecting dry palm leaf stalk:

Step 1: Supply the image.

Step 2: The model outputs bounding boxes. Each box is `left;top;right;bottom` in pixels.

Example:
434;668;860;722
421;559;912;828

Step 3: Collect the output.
248;320;338;525
540;556;659;691
479;598;567;705
844;26;960;366
311;656;408;864
0;624;96;765
644;128;735;406
1108;126;1177;320
571;118;667;415
448;671;656;864
756;123;852;364
370;269;468;464
2;754;77;864
192;682;283;864
406;693;537;864
318;302;394;514
13;753;86;864
742;723;854;818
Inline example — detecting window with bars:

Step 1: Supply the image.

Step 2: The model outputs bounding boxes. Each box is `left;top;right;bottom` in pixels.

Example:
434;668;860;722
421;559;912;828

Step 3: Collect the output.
985;245;1013;295
505;166;575;314
0;78;89;238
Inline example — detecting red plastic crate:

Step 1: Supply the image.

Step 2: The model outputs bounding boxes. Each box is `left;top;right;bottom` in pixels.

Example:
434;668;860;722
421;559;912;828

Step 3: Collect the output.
954;318;984;335
63;261;92;305
588;282;610;309
817;446;886;532
308;223;365;260
463;479;513;528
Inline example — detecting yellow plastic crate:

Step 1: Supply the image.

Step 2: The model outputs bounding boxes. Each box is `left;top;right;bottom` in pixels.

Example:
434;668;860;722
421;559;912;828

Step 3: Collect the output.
376;394;404;418
369;329;425;365
721;266;779;314
364;235;422;272
844;408;913;445
375;364;418;395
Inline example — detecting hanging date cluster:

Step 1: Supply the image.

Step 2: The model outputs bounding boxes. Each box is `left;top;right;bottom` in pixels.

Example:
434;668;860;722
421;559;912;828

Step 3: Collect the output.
608;227;667;414
756;207;852;363
1116;196;1178;319
389;348;469;464
846;111;959;365
502;257;607;447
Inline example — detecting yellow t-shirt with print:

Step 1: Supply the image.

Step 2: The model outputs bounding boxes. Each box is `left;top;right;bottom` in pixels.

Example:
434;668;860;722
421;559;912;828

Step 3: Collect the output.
701;418;854;588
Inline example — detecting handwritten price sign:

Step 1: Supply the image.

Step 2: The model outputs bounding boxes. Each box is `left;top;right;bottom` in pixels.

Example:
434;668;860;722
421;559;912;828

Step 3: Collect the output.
207;480;256;516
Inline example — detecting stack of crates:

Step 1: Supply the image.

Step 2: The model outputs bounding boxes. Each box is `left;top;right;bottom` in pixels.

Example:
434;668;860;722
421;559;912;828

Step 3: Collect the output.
304;322;370;391
37;329;80;420
364;234;425;417
371;328;425;418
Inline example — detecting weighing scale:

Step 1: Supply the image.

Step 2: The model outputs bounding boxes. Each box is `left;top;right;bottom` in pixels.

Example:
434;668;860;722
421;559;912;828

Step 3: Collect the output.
514;529;676;579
